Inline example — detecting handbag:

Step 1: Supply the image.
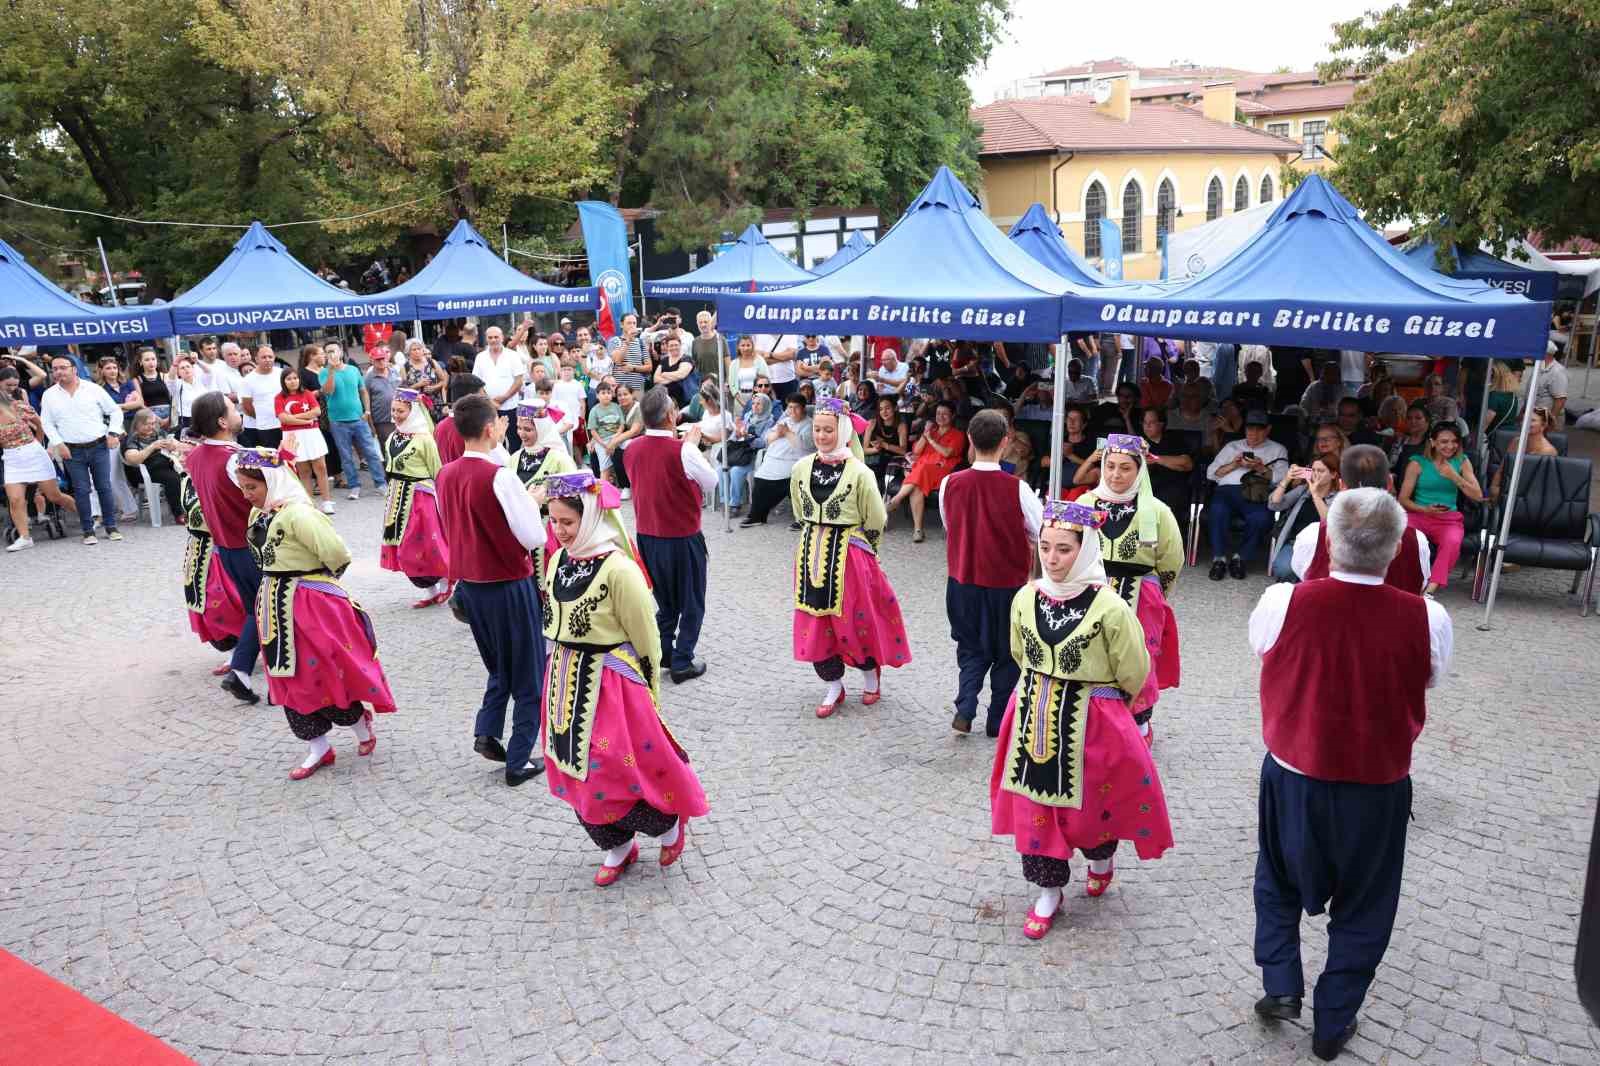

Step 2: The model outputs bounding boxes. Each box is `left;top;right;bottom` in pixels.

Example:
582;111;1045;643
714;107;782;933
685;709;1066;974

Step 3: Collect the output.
724;437;757;467
1240;470;1273;503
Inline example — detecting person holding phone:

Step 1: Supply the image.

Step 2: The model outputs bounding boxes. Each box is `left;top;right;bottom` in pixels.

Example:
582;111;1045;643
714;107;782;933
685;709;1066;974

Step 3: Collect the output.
1398;422;1483;595
321;342;388;501
1204;410;1289;580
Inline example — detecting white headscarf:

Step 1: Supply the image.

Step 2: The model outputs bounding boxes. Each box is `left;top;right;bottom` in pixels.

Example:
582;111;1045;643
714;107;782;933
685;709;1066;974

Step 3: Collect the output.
566;488;620;558
395;398;433;435
1093;435;1160;546
813;407;854;463
1034;521;1107;601
230;450;310;510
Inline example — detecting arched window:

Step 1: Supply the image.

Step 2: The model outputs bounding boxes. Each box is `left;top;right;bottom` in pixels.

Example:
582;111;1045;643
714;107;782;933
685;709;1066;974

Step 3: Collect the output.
1084;181;1106;258
1156;179;1176;244
1234;175;1250;212
1206;176;1223;221
1260;173;1274;204
1121;179;1141;254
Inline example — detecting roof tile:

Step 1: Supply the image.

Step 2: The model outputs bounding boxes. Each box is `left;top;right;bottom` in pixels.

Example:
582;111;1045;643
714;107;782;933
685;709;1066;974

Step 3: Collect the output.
973;95;1302;156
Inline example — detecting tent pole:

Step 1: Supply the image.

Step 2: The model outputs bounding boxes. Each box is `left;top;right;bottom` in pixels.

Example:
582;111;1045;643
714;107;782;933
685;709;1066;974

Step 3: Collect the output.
1476;358;1494;472
502;224;510;264
636;237;648;319
1048;335;1067;501
96;238;120;307
1478;359;1540;631
718;334;731;532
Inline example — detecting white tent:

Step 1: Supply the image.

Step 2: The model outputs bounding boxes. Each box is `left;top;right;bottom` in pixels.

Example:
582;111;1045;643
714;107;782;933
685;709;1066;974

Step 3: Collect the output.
1164;202;1276;280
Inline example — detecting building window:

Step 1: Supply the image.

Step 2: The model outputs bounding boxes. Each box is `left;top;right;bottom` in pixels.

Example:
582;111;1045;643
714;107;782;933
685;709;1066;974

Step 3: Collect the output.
1260;173;1274;204
1206;177;1223;221
1121;179;1141;254
1084;181;1106;258
1234;175;1249;212
1266;121;1291;138
1302;120;1327;160
1156;179;1176;243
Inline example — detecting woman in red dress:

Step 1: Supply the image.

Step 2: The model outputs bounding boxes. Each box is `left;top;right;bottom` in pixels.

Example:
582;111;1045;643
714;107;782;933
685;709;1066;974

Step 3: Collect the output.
884;399;965;543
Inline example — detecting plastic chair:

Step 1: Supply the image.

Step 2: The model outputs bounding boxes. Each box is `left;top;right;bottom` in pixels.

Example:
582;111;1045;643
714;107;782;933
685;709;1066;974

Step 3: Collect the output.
137;464;168;528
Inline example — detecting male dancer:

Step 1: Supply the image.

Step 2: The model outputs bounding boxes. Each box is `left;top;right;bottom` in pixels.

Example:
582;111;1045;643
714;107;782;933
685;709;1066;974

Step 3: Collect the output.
434;394;547;786
938;409;1041;736
622;386;718;683
186;392;262;704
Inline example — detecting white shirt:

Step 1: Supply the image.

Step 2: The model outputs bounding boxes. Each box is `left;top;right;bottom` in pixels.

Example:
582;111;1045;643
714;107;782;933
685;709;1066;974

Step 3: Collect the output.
1062;377;1097;402
239;370;282;430
1206;436;1289;486
473;348;524;412
642;428;718;494
196;359;243;399
171;376;202;419
1291;522;1432;585
873;362;909;395
551;379;588;422
462;450;545;551
757;334;797;384
40;378;124;449
938;461;1044;542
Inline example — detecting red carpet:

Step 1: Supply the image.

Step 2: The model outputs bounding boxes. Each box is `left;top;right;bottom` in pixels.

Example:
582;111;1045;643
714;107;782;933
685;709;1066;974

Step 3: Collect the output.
0;950;194;1065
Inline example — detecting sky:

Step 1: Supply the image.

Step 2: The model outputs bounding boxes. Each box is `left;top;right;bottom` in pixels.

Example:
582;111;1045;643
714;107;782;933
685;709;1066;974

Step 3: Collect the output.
968;0;1378;103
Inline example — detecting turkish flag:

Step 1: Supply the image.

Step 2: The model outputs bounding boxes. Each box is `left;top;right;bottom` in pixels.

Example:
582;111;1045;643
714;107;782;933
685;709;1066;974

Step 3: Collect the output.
596;286;617;341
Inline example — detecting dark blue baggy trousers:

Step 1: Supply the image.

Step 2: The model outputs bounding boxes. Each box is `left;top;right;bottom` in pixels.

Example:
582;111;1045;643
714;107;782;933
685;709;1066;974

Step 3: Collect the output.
946;578;1020;735
456;576;544;771
637;532;707;674
215;545;263;676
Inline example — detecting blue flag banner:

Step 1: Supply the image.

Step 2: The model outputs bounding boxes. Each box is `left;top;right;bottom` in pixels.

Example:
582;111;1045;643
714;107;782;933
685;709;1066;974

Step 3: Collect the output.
578;202;635;318
1098;219;1123;281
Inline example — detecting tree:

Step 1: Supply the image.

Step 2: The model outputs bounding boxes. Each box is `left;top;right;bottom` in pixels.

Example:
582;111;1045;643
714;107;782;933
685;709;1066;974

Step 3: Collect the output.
1325;0;1600;259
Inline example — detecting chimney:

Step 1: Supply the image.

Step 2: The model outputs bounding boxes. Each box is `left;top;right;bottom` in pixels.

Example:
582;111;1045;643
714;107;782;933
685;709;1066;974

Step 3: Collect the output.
1202;81;1237;125
1095;76;1131;123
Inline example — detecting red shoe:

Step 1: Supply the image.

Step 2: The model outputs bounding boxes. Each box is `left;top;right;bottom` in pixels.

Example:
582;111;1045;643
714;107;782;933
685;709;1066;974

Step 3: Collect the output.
1022;907;1054;940
289;747;335;781
815;689;846;718
411;594;437;609
357;708;377;756
432;580;455;606
659;822;689;867
594;842;639;887
211;663;232;677
1085;860;1115;898
860;669;883;705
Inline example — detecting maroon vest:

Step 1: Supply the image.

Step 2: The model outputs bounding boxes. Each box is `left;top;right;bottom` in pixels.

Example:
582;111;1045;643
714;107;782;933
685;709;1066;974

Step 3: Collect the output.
434;456;534;583
434;416;464;467
623;434;702;538
942;467;1031;588
186;442;252;549
1261;579;1430;784
1304;521;1424;594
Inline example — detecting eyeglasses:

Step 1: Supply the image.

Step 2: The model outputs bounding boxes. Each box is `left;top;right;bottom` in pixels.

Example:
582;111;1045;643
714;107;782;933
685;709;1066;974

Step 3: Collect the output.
755;383;771;390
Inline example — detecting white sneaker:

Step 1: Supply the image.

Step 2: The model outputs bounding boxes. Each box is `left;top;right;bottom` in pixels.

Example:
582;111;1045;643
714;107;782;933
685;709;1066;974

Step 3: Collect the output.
620;488;632;500
5;536;34;552
82;534;98;546
321;500;337;515
347;487;360;500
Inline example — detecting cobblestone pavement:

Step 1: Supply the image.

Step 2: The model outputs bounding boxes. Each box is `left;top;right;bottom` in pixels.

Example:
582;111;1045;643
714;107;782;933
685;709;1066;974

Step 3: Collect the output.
3;488;1598;1066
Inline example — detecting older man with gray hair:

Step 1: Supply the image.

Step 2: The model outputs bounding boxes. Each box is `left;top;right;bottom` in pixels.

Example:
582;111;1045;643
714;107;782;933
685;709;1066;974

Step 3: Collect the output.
1246;487;1453;1061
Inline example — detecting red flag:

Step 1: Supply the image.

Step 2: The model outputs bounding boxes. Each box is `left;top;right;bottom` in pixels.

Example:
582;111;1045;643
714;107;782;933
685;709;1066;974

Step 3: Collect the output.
595;285;617;341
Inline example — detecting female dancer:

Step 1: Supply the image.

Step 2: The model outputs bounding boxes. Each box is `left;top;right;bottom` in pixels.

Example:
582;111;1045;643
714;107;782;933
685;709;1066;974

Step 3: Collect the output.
1076;434;1182;743
508;400;577;489
989;500;1172;940
537;471;708;885
233;447;396;780
790;398;911;718
180;474;246;662
380;389;452;608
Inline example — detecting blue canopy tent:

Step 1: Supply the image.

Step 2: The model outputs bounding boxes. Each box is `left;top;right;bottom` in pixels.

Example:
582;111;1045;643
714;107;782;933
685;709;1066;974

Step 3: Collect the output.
1400;237;1559;302
380;219;596;319
643;223;814;297
0;237;174;344
1007;203;1110;287
170;222;414;334
809;231;873;278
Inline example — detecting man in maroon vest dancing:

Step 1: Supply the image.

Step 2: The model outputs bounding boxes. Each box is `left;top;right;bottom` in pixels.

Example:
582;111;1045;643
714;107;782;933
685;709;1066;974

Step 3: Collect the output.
622;386;719;683
435;395;549;786
187;392;262;705
1289;445;1431;592
1248;487;1453;1060
939;409;1042;736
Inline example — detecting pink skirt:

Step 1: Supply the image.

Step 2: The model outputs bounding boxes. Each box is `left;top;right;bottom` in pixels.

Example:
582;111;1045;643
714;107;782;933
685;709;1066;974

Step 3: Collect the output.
188;555;245;647
379;486;450;581
792;544;912;668
990;691;1174;862
1129;578;1181;713
264;584;398;716
542;668;709;825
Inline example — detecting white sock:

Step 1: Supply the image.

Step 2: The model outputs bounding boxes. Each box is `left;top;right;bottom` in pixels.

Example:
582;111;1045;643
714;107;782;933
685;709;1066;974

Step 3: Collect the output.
433;578;449;595
860;667;879;693
1033;886;1062;918
654;819;681;847
348;714;373;743
1088;857;1113;875
822;679;844;705
231;669;251;687
300;735;331;769
1138;721;1150;738
601;841;633;867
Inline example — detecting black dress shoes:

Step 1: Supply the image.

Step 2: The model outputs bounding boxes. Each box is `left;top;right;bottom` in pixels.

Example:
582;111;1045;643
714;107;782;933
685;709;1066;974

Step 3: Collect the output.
670;660;708;684
1313;1020;1357;1061
951;712;972;735
1228;556;1247;580
738;517;763;528
1253;994;1303;1022
506;759;545;787
1208;559;1228;581
474;735;507;762
220;674;260;705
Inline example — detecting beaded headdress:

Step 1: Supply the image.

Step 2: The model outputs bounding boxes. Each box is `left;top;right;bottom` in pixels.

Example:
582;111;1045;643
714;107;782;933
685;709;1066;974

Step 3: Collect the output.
235;446;293;470
396;388;422;403
1041;499;1106;530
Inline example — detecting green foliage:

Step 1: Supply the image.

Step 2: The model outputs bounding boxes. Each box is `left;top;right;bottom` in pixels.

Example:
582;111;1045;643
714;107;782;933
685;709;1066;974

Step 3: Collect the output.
1325;0;1600;258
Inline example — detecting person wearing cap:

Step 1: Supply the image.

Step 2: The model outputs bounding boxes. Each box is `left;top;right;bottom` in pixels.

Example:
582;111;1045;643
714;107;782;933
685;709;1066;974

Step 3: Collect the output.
434;394;551;787
1076;433;1183;743
790;397;911;717
379;389;452;609
989;499;1172;941
1204;410;1289;580
622;386;717;684
233;447;396;781
535;470;709;885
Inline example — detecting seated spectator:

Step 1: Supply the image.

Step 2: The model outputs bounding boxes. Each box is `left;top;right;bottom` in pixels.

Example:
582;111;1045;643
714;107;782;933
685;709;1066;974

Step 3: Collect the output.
1267;450;1340;581
1096;382;1141;437
1357;372;1396;419
995;404;1032;482
1204;409;1290;579
1389;400;1430;475
1375;394;1408;437
1170;380;1213;434
850;380;878;420
863;396;909;494
1488;406;1559;499
1139;357;1174;409
1398;421;1484;595
1061;405;1096;498
1061;359;1097;402
1333;397;1383;447
1174;359;1215;410
886;399;966;543
1141;406;1195;536
1298;362;1345;424
1208;398;1247;456
1231;360;1273;413
723;391;774;516
121;407;186;518
739;394;813;527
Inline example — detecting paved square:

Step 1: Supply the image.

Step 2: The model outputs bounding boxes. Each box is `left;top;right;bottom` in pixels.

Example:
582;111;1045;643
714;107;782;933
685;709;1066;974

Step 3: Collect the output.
2;494;1597;1065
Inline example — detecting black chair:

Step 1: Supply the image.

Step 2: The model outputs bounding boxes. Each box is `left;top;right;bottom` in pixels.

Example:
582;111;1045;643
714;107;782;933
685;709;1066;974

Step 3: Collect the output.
1479;455;1599;614
1492;428;1569;457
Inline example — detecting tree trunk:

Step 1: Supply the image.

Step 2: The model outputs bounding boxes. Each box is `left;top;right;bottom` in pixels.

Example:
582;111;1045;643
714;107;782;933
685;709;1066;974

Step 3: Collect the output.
451;161;478;222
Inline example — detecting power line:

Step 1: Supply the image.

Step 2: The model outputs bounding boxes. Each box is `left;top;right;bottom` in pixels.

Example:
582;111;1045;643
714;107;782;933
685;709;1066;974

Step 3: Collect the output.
0;183;470;230
507;245;589;263
0;221;99;256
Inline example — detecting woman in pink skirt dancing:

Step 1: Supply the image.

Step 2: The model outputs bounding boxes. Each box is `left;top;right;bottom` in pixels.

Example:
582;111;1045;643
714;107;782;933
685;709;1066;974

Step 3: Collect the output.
379;389;452;608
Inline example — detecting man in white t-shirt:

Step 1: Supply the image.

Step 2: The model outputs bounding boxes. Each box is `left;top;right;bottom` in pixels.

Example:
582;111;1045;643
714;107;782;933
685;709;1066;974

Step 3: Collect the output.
471;325;525;428
198;341;247;403
755;332;799;403
238;344;284;447
870;348;909;397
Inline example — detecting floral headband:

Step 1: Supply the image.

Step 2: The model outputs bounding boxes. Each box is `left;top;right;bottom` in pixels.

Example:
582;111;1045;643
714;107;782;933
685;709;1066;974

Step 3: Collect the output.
396;388;422;403
236;446;295;470
540;470;620;508
1104;433;1145;457
516;402;565;422
815;396;848;417
1041;499;1107;530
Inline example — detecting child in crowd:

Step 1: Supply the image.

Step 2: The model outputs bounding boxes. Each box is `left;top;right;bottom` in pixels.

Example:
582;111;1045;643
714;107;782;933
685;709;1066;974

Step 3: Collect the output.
586;381;625;482
551;362;588;455
814;361;839;401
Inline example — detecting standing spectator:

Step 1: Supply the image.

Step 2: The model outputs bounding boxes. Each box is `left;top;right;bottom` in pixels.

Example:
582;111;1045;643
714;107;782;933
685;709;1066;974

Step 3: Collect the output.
472;326;524;432
608;312;652;397
1338;349;1368;396
131;347;173;424
1248;488;1451;1063
1528;341;1569;428
581;330;613;387
362;320;394;359
585;380;625;482
550;362;587;442
690;311;727;398
399;338;448;410
365;345;400;444
120;408;186;519
169;357;203;435
556;316;577;346
1;367;77;551
653;335;693;407
531;332;562;381
99;357;140;415
1299;362;1345;424
321;342;387;500
1231;360;1274;414
1204;410;1289;579
728;335;769;406
40;353;124;544
1272;346;1314;413
275;366;335;514
238;344;284;447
